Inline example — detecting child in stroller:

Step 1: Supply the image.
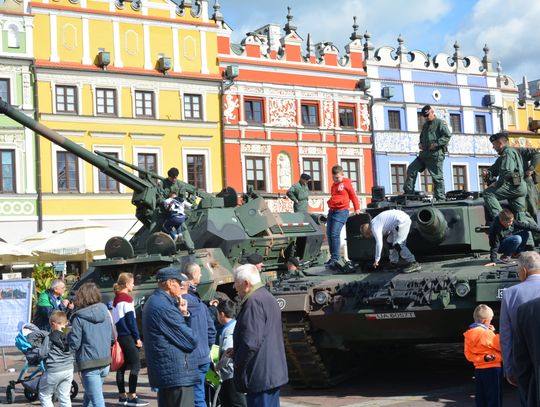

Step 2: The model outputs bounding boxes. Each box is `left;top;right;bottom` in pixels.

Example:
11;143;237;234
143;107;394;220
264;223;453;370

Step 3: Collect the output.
5;322;78;404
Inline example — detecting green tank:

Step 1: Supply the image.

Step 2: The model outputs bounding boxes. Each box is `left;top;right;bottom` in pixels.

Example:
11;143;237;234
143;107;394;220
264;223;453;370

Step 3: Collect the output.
271;191;521;388
0;100;325;306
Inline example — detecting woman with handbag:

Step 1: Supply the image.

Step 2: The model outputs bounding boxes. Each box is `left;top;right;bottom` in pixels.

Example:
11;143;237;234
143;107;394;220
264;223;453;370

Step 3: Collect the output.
68;282;113;407
112;273;148;407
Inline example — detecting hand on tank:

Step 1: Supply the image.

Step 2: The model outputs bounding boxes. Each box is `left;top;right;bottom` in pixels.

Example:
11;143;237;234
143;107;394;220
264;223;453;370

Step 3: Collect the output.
372;261;379;269
484;262;497;267
135;339;143;348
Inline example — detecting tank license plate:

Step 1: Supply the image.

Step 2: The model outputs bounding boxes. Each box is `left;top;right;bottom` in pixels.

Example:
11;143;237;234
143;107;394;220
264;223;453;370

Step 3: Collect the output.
365;312;416;320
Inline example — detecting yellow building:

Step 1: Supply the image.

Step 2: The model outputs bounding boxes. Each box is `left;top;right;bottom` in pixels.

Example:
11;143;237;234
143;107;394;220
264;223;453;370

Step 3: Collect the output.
505;76;540;148
30;0;222;233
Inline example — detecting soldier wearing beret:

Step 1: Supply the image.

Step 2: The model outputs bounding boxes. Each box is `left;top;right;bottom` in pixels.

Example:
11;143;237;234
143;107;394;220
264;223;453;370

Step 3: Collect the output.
483;132;532;225
286;173;311;212
403;105;452;201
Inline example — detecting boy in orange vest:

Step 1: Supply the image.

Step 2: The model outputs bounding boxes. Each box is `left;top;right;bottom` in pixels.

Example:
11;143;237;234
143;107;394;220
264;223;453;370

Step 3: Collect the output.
463;304;503;407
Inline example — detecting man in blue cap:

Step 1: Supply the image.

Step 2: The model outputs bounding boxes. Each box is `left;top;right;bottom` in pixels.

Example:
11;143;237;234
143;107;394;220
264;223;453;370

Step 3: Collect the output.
403;105;452;201
142;266;198;407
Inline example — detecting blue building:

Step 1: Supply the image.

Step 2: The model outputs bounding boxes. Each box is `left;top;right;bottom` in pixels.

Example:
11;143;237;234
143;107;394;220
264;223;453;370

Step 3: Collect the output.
364;35;512;196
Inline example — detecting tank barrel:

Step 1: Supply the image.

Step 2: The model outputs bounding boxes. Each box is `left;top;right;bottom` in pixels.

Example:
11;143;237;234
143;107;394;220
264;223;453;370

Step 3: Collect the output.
0;98;151;193
415;207;447;243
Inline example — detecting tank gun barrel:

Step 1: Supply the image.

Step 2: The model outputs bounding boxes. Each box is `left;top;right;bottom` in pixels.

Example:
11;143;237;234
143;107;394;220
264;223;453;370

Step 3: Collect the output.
415;207;447;244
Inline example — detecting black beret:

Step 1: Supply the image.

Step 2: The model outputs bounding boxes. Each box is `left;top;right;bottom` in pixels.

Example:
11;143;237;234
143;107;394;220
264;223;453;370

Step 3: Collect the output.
287;257;300;267
246;253;264;265
421;105;432;116
300;173;312;181
489;132;509;143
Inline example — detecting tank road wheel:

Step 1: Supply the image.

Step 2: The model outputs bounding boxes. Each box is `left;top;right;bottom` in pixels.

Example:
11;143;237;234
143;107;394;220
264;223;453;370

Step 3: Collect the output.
6;385;15;404
24;387;38;402
70;380;79;400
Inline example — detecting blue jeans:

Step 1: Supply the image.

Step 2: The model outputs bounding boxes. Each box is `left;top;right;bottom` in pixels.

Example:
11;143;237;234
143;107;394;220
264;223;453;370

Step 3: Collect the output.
499;230;530;257
246;387;280;407
194;362;210;407
164;214;186;240
81;365;109;407
326;209;349;262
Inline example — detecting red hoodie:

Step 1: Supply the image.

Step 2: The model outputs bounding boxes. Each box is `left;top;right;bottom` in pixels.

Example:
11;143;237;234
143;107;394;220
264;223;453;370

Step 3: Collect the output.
327;178;360;211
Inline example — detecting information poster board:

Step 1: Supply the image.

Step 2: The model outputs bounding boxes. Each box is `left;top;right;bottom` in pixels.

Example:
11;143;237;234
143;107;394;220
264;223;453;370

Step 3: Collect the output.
0;278;34;347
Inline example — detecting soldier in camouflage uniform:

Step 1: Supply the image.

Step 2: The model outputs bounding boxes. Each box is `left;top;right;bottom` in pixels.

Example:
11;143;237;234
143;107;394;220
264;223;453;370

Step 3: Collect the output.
286;173;311;212
403;105;452;201
483;132;532;224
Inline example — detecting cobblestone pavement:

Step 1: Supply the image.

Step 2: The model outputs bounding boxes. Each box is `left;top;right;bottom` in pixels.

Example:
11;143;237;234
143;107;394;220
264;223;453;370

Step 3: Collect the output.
0;344;518;406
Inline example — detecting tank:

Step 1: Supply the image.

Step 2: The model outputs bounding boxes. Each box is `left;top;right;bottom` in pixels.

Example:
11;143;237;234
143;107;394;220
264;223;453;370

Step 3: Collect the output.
0;100;326;306
271;191;521;388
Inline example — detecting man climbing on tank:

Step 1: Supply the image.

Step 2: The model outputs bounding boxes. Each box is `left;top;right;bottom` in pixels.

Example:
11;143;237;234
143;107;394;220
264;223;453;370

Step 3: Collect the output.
359;209;420;273
403;105;452;202
482;132;533;225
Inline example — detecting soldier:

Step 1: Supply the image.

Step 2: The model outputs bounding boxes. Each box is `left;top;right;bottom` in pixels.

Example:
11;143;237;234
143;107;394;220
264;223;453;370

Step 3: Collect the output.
403;105;452;201
286;173;311;212
483;132;529;224
161;167;183;199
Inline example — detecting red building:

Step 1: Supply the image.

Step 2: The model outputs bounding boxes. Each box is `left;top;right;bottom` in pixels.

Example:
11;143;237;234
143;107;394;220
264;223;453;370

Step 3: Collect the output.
215;8;373;212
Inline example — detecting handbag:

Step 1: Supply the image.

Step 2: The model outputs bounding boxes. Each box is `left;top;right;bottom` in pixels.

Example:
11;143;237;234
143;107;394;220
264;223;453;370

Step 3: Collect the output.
108;312;124;372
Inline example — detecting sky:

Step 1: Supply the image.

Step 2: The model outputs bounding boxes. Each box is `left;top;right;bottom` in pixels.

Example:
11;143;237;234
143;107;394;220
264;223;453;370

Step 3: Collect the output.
220;0;540;85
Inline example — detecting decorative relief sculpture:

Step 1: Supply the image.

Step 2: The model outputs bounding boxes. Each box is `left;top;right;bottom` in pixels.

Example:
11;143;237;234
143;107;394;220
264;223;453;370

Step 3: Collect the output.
269;98;296;127
338;147;362;157
322;100;334;129
277;152;292;189
299;146;324;155
223;94;239;124
359;103;370;131
241;143;270;154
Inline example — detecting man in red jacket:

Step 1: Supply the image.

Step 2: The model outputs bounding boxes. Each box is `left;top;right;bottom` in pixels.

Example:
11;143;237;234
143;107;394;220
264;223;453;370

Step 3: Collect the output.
326;165;361;267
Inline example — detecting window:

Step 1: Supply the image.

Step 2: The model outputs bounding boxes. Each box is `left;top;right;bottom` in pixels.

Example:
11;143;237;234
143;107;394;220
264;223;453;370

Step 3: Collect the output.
339;106;355;128
417;112;426;130
244;99;263;124
187;154;206;190
184;94;202;120
301;103;319;127
135;91;154;117
96;88;117;116
7;25;19;48
302;158;322;192
421;171;433;193
450;113;462;133
57;151;79;192
453;165;467;190
0;150;15;193
475;114;487;134
56;85;78;114
478;165;491;191
137;153;157;174
390;164;406;193
341;159;360;191
98;152;119;192
0;79;10;103
388;110;401;130
245;156;266;191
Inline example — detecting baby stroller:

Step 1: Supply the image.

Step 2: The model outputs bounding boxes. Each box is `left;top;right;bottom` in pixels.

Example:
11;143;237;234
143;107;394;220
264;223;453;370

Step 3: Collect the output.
5;323;78;404
204;345;222;407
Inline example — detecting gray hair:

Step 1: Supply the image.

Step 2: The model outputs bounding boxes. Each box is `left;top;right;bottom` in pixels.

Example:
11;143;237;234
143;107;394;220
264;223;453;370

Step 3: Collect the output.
234;264;261;285
518;251;540;274
50;278;65;290
183;263;200;280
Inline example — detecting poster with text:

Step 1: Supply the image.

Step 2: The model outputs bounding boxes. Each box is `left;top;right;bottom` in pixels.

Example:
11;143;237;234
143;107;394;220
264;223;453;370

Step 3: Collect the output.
0;279;34;347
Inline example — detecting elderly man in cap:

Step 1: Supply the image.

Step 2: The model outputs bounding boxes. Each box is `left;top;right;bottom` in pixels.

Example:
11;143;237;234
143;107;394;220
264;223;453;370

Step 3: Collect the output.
483;132;532;225
403;105;452;201
142;267;198;407
245;253;264;271
287;173;312;212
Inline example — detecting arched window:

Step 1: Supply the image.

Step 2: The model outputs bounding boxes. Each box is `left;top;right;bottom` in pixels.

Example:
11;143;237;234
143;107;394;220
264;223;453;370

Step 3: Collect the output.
507;106;515;126
7;24;20;49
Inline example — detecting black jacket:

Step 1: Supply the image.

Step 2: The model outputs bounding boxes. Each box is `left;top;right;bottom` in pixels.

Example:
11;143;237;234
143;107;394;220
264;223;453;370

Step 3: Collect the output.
488;219;540;261
233;285;288;393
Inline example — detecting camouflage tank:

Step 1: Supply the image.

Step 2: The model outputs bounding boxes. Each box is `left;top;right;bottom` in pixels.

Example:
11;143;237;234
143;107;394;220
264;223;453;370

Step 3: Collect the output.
0;100;326;307
272;190;521;388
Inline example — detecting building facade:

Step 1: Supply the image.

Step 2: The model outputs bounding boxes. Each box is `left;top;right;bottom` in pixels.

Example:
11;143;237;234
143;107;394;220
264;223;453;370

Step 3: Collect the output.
366;36;513;196
0;0;36;242
507;76;540;148
27;0;222;240
216;10;373;212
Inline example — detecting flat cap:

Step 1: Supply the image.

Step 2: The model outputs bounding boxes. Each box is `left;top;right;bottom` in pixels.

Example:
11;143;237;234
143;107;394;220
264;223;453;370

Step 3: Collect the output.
421;105;432;117
246;253;264;265
287;257;300;267
156;266;187;283
489;132;509;143
300;173;312;181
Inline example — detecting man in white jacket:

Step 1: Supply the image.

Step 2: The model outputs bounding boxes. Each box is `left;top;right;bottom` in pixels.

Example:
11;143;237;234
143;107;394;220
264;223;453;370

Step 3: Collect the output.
360;209;420;272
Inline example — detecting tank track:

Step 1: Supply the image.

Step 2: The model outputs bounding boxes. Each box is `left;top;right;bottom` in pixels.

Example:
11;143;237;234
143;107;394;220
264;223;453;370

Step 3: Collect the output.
282;312;349;388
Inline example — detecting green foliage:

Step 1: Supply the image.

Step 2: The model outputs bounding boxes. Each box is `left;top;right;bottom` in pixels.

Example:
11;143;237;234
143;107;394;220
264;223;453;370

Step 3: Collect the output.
32;262;57;296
